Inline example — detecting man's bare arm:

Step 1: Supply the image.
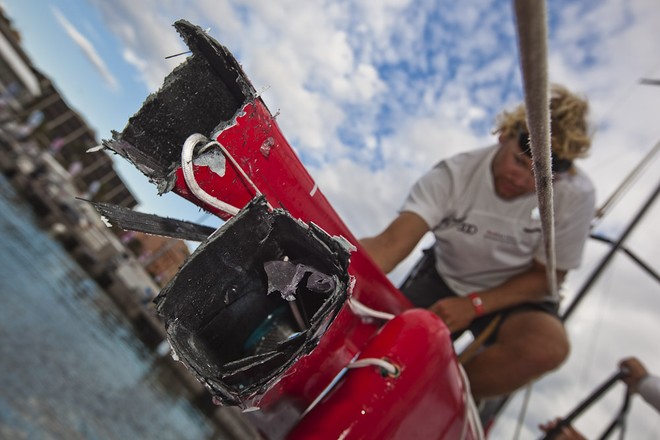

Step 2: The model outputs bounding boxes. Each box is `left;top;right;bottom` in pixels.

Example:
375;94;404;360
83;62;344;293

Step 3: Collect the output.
475;260;566;314
430;261;567;331
359;211;429;274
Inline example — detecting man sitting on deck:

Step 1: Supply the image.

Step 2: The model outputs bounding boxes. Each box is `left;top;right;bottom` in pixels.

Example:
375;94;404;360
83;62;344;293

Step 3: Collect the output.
360;84;595;399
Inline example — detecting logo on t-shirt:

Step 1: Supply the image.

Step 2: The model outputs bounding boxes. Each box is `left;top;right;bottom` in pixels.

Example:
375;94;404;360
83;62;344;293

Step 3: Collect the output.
484;229;516;244
437;215;478;235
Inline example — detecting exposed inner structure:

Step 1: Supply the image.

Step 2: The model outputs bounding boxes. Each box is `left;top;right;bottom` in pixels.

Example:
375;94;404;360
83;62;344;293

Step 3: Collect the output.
155;197;352;406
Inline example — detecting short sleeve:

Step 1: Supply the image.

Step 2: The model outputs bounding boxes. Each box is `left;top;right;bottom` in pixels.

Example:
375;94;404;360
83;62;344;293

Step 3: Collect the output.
400;163;453;230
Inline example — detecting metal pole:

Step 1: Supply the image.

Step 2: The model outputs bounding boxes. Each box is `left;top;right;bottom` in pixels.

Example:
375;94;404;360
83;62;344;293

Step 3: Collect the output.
562;181;660;322
598;392;631;440
589;234;660;284
542;371;625;439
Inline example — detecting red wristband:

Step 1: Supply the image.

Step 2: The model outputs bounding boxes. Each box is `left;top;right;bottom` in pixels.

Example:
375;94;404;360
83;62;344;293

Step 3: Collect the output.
467;292;485;317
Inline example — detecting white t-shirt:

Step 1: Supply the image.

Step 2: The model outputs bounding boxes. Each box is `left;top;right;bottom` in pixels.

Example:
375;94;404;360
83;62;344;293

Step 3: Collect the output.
401;145;595;299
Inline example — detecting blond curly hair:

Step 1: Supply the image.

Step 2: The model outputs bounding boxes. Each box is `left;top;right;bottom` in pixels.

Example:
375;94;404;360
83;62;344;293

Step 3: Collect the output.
494;84;591;162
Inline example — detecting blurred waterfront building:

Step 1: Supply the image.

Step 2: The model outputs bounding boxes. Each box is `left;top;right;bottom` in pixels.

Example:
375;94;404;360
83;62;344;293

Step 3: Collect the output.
0;10;39;106
0;6;137;209
0;7;191;295
131;232;191;288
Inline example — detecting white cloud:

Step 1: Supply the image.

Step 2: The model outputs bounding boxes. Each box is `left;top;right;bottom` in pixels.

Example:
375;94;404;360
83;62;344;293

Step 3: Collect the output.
86;0;192;91
51;6;119;91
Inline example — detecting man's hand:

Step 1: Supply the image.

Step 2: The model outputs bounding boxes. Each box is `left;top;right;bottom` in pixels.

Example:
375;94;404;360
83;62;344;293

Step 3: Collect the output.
620;357;649;392
429;296;475;332
539;418;586;440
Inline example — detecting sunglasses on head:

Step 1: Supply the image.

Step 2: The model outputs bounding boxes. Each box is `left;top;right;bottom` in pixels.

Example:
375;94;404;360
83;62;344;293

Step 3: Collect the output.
517;130;573;173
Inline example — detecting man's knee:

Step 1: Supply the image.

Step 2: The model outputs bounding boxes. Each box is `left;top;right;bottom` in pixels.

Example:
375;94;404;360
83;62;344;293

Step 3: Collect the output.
524;334;570;375
500;312;570;376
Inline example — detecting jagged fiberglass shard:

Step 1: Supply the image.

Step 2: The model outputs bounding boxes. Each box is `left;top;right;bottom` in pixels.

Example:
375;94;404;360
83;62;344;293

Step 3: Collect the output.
154;196;352;408
90;201;215;241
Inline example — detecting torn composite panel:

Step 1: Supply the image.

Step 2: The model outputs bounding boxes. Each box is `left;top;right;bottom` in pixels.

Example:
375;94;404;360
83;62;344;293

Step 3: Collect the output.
102;19;256;190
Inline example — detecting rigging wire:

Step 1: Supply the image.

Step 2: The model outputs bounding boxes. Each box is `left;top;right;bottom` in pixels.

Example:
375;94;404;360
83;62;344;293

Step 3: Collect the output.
586;60;660;177
588;234;660;284
590;77;660;226
593;140;660;226
577;262;618;386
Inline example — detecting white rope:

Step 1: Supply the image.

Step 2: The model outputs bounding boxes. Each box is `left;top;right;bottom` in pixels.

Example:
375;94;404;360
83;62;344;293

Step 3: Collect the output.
499;2;555;435
181;133;273;216
347;357;399;376
181;134;241;216
513;0;558;298
458;364;486;440
300;355;398;418
199;137;270;207
513;383;534;440
348;298;396;321
301;366;350;418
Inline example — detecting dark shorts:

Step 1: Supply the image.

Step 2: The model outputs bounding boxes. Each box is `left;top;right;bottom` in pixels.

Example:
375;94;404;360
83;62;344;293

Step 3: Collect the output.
399;249;559;343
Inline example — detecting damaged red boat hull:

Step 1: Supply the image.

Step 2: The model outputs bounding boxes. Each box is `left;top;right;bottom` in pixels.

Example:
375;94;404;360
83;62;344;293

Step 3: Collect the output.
102;19;482;439
170;98;481;438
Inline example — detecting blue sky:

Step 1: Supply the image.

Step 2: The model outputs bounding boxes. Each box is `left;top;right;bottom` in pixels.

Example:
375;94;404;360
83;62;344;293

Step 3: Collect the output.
2;0;660;437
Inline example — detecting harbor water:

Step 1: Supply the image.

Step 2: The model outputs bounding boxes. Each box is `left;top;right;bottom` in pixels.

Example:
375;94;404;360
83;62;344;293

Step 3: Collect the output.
0;175;215;440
